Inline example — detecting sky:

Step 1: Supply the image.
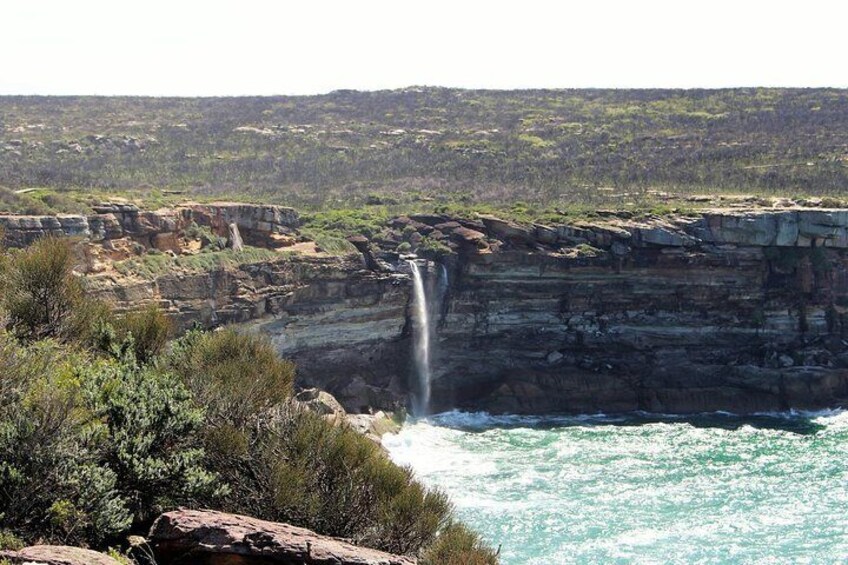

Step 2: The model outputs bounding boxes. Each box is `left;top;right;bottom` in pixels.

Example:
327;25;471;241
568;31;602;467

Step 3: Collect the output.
2;0;847;96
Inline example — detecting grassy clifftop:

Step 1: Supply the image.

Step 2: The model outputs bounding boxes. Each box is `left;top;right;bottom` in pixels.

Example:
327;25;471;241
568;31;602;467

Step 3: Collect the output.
1;88;847;210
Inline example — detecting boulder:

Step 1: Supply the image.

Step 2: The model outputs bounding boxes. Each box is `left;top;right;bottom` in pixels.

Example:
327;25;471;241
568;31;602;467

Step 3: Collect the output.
632;224;697;247
0;545;121;565
346;411;402;445
346;234;371;253
149;509;415;565
92;202;141;215
480;215;534;245
295;388;347;419
433;221;461;233
546;350;564;364
450;227;487;249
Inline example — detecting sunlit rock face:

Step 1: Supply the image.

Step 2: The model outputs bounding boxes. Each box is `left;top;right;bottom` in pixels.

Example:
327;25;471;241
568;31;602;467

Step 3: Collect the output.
89;251;413;413
0;202;300;249
86;206;848;415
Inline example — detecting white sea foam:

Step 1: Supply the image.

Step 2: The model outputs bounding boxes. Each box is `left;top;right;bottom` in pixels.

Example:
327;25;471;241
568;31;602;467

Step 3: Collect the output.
384;409;848;564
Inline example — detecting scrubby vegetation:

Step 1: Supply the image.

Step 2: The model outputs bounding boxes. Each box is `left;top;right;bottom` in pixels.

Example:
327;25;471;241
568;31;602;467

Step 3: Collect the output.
422;522;500;565
0;236;498;562
2;88;848;213
113;246;281;279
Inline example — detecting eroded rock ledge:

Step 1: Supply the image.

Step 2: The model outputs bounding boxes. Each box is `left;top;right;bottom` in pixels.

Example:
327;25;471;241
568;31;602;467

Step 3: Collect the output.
149;509;415;565
6;202;848;415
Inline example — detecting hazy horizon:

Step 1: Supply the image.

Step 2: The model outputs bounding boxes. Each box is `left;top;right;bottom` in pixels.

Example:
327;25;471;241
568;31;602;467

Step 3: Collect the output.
3;85;848;99
3;0;848;96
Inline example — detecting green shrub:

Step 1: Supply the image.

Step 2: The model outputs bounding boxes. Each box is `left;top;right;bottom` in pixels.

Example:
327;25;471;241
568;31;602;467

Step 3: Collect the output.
184;222;222;249
0;328;221;546
82;360;221;526
417;237;452;260
65;297;115;351
164;326;460;556
300;229;358;255
421;522;499;565
165;328;495;558
113;246;280;279
206;403;452;555
0;530;24;551
167;329;294;428
301;208;389;240
0;236;112;347
0;337;131;546
113;305;172;363
105;548;133;565
3;237;83;341
0;187;52;215
574;243;602;258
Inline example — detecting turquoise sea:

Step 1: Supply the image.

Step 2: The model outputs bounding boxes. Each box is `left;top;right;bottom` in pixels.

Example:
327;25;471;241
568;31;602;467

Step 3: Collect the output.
383;411;848;564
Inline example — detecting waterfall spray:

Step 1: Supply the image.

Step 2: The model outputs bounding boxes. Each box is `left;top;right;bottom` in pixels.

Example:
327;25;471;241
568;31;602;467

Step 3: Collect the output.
408;260;432;415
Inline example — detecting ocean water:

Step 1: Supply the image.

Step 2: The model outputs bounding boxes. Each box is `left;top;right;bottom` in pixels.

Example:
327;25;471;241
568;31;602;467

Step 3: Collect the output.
383;410;848;564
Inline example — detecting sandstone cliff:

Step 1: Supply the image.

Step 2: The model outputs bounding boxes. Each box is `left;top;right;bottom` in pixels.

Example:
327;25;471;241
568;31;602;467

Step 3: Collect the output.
412;208;848;413
6;202;847;415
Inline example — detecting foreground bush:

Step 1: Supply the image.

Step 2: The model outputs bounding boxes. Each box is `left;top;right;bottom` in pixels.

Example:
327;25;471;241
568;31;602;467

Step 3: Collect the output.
0;335;219;546
421;522;500;565
81;360;221;526
167;328;294;427
2;237;84;340
0;238;498;561
165;330;453;555
0;337;131;546
112;305;172;363
204;403;451;555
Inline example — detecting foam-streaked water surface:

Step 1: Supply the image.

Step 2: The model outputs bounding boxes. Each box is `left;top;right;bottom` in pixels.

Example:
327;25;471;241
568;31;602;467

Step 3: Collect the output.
383;411;848;564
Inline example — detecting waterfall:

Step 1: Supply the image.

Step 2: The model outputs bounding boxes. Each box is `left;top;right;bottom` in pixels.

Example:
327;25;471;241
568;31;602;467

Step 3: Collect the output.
408;260;432;415
438;263;449;311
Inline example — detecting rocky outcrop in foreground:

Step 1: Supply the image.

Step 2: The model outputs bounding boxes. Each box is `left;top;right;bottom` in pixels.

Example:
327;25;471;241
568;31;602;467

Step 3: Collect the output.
0;545;120;565
149;509;415;564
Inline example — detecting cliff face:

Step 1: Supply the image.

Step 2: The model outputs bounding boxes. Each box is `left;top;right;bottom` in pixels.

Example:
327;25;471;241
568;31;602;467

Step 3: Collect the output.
89;252;412;412
427;209;848;414
25;204;848;415
0;201;300;249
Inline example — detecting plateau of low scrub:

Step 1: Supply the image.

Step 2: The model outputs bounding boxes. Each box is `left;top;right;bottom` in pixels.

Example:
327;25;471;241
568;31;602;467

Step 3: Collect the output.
0;236;498;564
2;88;848;213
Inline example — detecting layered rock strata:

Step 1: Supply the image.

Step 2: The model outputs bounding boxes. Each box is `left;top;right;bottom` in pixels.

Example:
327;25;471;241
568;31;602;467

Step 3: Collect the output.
425;209;848;413
44;204;848;414
88;252;411;411
0;201;299;249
